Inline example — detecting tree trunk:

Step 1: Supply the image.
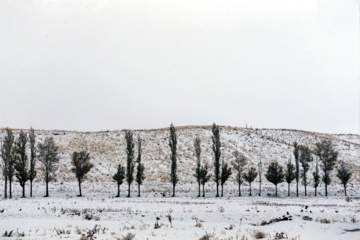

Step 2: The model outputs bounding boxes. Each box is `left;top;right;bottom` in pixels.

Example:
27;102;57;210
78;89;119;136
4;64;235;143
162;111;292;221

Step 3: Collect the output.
296;179;298;197
216;182;219;197
288;183;290;196
78;182;82;197
238;182;241;197
221;184;224;197
275;184;278;196
344;184;347;196
138;183;141;197
259;178;261;196
304;183;307;197
315;187;317;197
172;184;175;197
9;178;12;199
45;180;49;197
127;183;131;198
30;180;33;197
198;183;200;197
22;184;25;198
4;176;7;199
202;184;205;197
325;182;328;196
116;184;120;197
249;182;252;196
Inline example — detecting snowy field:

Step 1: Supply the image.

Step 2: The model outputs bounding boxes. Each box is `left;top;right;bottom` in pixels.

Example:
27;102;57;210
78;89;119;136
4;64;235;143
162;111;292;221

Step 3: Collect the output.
0;181;359;240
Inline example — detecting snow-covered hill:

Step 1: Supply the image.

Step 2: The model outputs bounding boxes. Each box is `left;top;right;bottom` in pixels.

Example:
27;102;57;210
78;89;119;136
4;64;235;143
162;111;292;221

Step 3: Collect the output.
1;126;359;183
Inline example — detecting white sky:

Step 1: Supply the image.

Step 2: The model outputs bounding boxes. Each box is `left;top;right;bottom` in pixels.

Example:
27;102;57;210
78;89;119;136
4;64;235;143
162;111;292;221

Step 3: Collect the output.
0;0;359;134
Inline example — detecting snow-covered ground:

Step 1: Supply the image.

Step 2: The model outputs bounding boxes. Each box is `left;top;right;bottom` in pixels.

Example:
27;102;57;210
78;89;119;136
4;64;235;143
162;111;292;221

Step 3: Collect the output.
0;181;359;240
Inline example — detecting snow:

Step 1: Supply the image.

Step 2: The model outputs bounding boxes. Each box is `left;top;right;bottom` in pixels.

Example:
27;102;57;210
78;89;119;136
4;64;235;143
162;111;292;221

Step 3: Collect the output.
0;181;359;239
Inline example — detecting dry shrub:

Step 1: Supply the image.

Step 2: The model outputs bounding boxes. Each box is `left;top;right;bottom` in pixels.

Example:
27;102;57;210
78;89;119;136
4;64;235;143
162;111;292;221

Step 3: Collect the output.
120;233;135;240
195;222;203;228
319;218;331;224
198;231;216;240
253;231;266;239
302;216;312;221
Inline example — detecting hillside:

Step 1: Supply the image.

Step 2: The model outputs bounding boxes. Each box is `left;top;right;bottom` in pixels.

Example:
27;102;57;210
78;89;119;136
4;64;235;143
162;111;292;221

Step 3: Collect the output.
1;126;359;183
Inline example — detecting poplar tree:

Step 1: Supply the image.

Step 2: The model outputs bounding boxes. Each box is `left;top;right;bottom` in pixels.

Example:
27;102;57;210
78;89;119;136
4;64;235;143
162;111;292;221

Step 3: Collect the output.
212;123;221;197
314;139;338;196
169;123;178;197
28;127;37;197
193;136;202;197
299;145;313;196
243;167;257;196
14;131;29;198
1;128;15;199
313;158;320;196
71;150;93;197
38;137;59;197
293;142;300;197
135;135;145;197
220;160;232;197
284;158;295;196
200;164;211;197
113;164;125;197
232;151;247;196
336;160;352;196
265;161;284;196
125;130;135;198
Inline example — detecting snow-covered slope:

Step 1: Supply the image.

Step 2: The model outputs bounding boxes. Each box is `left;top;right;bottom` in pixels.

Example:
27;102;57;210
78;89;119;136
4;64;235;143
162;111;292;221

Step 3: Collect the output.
1;126;359;183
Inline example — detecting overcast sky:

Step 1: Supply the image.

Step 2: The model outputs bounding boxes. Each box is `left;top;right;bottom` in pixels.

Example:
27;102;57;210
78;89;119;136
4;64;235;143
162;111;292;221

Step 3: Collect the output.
0;0;359;134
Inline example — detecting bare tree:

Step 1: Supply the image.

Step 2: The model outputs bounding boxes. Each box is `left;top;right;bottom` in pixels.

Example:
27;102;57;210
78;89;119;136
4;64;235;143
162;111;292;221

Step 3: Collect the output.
265;161;284;196
231;151;247;196
314;140;338;196
299;145;313;196
193;136;202;197
243;167;257;196
28;127;37;197
14;131;29;198
1;128;15;199
169;123;178;197
212;123;221;197
38;137;59;197
113;164;126;197
220;158;232;197
313;157;320;196
200;164;211;197
135;135;145;197
284;157;295;196
258;157;262;196
125;131;135;198
336;160;352;196
71;150;93;197
293;142;300;197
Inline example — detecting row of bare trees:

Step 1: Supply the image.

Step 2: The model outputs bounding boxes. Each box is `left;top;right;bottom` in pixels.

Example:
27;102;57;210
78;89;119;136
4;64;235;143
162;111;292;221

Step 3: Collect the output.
1;125;354;198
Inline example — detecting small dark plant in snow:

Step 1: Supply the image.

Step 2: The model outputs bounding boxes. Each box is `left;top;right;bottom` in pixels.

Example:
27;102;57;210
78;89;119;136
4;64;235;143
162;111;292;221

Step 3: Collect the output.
120;233;135;240
274;232;288;239
198;231;217;240
154;217;161;229
319;218;331;224
2;230;13;237
166;214;173;227
195;222;203;228
253;230;266;239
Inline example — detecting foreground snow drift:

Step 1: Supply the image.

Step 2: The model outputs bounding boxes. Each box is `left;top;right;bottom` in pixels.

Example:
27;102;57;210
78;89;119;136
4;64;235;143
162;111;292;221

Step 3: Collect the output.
0;182;359;240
